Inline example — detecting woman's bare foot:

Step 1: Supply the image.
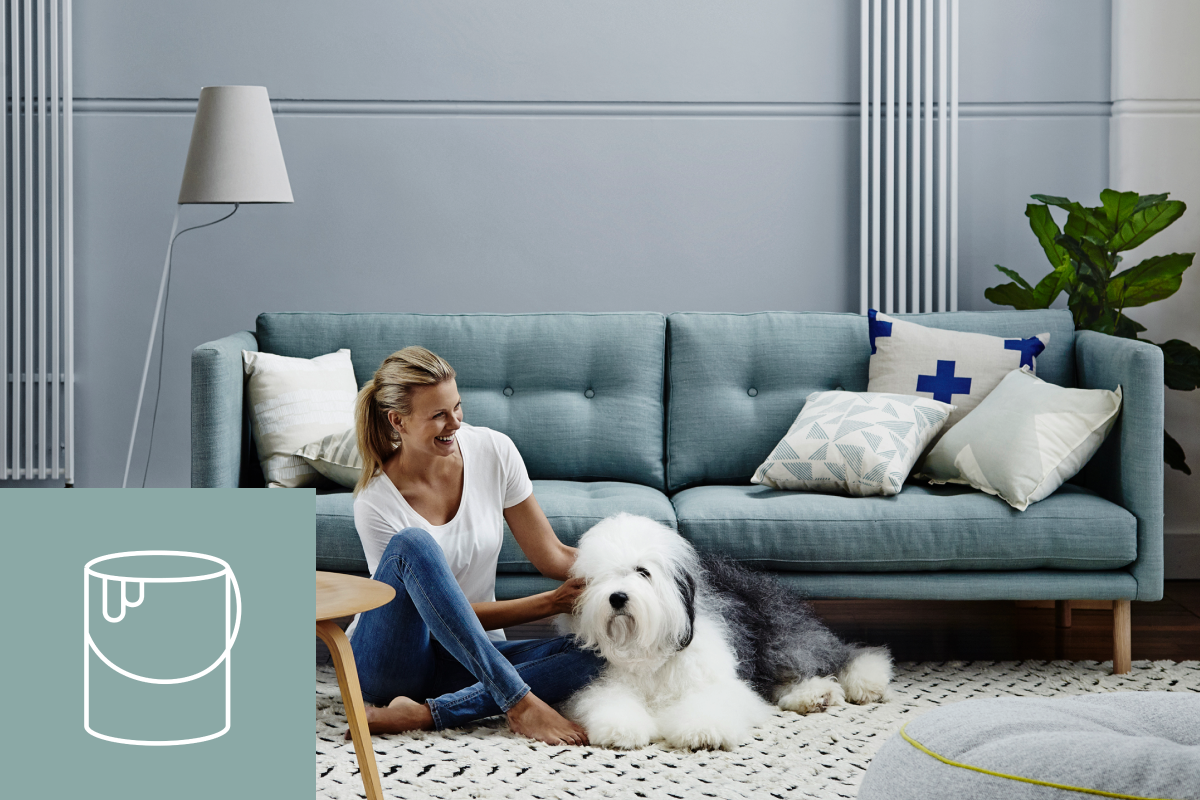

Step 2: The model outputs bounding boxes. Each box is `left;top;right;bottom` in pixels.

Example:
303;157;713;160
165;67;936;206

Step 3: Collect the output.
351;696;435;738
506;692;589;746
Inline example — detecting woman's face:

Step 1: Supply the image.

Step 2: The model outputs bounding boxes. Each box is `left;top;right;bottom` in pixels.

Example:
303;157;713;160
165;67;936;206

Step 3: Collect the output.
391;379;463;460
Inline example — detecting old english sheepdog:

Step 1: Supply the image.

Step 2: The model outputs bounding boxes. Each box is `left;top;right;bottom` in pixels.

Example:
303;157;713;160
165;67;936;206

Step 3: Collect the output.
564;513;892;750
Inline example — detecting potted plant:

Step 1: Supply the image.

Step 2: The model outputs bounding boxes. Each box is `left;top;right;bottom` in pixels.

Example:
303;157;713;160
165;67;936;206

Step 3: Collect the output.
986;190;1199;473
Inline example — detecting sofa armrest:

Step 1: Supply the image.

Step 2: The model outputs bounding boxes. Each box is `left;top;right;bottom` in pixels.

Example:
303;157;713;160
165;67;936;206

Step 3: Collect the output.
1075;330;1164;601
192;331;258;488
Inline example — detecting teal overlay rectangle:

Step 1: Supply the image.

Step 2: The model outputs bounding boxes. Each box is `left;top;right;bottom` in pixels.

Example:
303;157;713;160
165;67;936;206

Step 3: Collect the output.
1;489;316;800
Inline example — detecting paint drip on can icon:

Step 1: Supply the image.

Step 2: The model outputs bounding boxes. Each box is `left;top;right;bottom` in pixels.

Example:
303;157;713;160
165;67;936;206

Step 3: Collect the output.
84;551;242;746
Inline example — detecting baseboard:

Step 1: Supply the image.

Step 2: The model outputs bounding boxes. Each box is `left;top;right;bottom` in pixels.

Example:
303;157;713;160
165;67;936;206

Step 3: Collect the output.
1165;533;1200;580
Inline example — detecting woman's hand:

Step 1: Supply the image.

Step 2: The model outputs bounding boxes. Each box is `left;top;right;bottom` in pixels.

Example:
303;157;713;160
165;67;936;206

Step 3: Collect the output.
546;578;587;615
471;578;586;630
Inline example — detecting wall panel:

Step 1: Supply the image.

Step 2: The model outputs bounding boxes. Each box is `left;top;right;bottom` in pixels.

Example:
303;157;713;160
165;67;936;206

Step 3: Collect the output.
55;0;1117;488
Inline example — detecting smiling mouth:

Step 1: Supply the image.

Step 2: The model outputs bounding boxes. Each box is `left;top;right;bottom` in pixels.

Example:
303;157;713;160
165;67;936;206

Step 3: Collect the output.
435;434;455;444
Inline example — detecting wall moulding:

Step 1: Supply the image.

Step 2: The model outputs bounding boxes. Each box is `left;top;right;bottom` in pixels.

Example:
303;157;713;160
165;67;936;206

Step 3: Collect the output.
73;98;1114;119
1110;99;1200;116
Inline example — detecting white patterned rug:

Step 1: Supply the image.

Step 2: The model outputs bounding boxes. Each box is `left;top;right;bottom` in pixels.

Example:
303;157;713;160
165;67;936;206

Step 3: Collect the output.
316;660;1200;799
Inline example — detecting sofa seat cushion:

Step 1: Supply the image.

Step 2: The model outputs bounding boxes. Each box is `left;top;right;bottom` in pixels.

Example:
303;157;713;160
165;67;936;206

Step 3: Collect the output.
498;480;677;574
671;483;1136;573
317;480;676;575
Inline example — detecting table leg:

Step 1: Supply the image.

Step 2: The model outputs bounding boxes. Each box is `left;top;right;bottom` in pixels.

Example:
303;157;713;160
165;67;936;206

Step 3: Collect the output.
317;620;384;800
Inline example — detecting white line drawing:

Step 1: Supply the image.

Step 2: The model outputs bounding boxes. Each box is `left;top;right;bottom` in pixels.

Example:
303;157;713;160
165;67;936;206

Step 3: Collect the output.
84;551;242;746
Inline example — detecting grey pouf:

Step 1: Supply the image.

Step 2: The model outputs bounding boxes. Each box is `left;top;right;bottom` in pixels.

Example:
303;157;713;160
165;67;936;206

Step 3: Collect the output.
859;693;1200;800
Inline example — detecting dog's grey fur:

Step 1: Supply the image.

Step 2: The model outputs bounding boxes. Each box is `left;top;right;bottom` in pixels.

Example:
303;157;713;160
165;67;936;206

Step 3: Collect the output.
701;555;866;700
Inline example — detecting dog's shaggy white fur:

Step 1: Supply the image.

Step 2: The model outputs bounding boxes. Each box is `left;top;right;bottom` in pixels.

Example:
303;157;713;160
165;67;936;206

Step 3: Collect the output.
565;514;892;750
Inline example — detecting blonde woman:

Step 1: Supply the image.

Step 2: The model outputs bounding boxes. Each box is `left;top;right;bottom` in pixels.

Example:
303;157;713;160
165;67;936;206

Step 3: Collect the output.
349;346;600;745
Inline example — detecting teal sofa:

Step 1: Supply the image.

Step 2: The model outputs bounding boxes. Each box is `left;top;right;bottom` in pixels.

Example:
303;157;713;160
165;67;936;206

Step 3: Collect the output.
192;310;1163;669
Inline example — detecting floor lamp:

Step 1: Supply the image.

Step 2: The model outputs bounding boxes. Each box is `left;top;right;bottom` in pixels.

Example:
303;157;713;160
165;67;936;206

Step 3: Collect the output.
122;85;294;488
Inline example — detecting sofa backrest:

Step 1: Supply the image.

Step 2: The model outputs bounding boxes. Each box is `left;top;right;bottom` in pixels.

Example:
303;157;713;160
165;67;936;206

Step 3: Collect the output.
256;312;667;490
665;309;1077;491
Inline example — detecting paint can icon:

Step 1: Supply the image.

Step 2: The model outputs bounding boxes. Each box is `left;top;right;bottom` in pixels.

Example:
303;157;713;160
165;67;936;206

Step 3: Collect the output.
84;551;242;746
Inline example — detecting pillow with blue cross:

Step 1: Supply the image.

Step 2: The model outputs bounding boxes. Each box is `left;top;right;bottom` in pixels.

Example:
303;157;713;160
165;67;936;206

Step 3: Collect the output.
866;309;1048;434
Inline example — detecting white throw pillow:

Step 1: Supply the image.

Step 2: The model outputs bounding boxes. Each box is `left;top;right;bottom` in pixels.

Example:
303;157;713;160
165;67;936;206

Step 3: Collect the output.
867;309;1050;432
916;368;1122;511
242;349;359;488
295;426;361;489
751;390;954;497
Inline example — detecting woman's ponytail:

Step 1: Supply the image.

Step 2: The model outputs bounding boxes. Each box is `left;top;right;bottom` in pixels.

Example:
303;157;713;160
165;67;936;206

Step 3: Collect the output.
353;346;456;496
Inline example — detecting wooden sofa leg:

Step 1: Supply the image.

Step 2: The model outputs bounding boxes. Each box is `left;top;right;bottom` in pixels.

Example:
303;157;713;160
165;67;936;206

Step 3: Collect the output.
1055;600;1072;628
1113;599;1131;674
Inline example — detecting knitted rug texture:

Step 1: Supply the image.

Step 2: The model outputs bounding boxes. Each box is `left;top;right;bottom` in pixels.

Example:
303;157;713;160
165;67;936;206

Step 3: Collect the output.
316;660;1200;799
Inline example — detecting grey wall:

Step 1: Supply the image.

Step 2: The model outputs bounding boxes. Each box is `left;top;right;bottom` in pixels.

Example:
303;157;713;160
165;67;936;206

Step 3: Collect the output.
1110;0;1200;577
40;1;1118;492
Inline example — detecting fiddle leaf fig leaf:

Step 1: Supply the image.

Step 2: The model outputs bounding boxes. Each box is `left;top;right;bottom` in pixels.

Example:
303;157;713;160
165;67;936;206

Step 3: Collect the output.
984;281;1041;310
1158;339;1200;391
1165;430;1191;475
1108;252;1193;308
1057;235;1107;290
1031;266;1068;307
1109;200;1186;251
994;265;1034;292
1030;194;1079;211
1112;314;1146;339
1101;189;1142;230
1133;193;1170;213
1065;209;1114;247
1034;193;1113;240
1026;204;1071;272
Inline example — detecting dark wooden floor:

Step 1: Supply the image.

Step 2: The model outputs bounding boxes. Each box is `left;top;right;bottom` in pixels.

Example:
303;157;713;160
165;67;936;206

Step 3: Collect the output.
324;582;1200;665
810;581;1200;662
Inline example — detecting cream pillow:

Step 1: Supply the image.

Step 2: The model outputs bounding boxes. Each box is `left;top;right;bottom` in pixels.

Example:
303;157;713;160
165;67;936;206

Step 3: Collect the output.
295;426;361;489
242;349;358;488
868;309;1050;433
916;368;1122;510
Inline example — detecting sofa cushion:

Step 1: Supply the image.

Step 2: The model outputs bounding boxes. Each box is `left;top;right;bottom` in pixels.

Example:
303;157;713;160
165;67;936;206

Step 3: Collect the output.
751;390;953;496
867;309;1049;430
316;480;676;575
258;312;667;489
498;480;677;574
666;309;1076;491
671;483;1136;572
315;489;365;573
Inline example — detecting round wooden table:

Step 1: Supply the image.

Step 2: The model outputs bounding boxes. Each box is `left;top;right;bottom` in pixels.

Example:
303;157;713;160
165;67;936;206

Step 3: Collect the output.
317;572;396;800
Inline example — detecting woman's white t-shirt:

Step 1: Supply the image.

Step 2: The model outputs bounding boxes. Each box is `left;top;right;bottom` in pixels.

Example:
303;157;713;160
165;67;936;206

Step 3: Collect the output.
352;423;534;641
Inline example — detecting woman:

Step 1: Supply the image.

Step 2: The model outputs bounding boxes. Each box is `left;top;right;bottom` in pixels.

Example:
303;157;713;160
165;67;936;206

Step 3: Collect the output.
350;346;601;745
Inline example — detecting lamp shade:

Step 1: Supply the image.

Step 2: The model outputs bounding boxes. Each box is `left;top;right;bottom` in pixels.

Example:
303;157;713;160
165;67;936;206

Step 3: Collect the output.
177;86;294;204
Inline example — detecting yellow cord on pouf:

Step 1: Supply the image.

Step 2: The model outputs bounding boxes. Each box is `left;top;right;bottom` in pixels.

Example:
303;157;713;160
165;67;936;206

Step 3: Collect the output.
898;721;1176;800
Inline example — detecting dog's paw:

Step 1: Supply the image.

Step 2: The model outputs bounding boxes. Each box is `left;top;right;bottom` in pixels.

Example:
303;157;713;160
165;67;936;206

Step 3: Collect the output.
662;724;741;751
586;720;656;750
776;676;845;715
839;648;893;705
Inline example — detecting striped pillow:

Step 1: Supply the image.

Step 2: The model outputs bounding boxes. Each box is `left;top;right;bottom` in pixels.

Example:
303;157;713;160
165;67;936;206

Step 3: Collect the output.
295;426;360;489
242;349;358;488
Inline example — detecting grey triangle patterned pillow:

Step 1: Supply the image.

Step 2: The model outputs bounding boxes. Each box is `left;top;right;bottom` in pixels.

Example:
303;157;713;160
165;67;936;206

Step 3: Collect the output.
752;390;954;497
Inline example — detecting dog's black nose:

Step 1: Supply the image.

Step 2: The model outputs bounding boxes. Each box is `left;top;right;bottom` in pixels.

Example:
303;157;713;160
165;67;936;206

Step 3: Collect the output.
609;591;629;609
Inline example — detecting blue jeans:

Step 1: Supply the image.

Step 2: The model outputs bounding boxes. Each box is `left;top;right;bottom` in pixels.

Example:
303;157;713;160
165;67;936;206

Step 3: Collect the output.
350;527;603;730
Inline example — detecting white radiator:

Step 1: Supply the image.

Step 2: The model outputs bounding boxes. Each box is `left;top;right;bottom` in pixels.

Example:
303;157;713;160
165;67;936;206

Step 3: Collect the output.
860;0;957;315
4;0;73;482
